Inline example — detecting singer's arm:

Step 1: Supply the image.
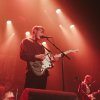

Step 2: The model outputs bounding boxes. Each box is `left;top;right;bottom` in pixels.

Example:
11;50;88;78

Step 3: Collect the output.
20;39;37;61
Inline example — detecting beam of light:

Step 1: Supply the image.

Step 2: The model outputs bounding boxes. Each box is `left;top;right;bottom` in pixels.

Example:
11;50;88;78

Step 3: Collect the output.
59;24;72;40
40;0;60;27
2;20;19;56
5;20;16;37
54;5;99;72
69;24;85;47
4;33;15;45
40;0;96;72
59;24;73;47
56;8;72;27
1;33;15;54
68;24;98;71
0;31;20;58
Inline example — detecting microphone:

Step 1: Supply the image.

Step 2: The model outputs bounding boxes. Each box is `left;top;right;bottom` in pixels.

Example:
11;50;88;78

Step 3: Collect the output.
40;35;52;38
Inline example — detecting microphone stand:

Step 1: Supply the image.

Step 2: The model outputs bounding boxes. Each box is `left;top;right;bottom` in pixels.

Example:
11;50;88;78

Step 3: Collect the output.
46;38;71;91
16;88;18;100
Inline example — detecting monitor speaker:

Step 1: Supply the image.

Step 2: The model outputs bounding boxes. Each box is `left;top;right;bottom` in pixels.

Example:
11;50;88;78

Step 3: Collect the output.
20;88;78;100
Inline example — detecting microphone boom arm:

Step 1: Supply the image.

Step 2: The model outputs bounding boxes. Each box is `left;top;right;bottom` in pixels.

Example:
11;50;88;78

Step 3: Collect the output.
46;38;71;60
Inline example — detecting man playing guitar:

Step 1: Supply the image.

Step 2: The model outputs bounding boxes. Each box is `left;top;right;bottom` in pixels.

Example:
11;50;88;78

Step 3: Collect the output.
20;25;78;89
78;75;99;100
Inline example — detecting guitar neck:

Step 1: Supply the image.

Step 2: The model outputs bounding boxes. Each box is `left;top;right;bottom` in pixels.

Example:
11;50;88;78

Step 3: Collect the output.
56;51;70;58
54;49;79;58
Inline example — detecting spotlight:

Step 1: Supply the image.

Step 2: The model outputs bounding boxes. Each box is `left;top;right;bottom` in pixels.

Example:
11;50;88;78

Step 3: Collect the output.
42;42;46;45
56;9;61;14
7;20;12;24
70;24;75;29
25;31;31;37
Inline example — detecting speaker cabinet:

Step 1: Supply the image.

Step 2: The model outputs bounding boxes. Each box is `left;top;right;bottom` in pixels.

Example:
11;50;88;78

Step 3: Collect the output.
20;88;78;100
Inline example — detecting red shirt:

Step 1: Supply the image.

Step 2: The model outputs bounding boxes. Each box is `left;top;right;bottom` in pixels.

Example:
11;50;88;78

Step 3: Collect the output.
20;38;45;62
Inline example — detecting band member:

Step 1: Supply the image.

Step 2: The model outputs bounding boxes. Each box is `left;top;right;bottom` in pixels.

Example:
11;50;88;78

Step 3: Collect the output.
20;25;62;89
3;91;15;100
0;81;15;100
78;75;95;100
20;25;78;89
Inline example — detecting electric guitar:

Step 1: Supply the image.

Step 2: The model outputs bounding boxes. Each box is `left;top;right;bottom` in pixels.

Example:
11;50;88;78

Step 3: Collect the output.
88;89;100;100
29;49;79;76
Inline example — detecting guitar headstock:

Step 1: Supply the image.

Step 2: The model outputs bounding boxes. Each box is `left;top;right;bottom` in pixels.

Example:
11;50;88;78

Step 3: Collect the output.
69;49;79;53
68;49;79;53
63;49;79;55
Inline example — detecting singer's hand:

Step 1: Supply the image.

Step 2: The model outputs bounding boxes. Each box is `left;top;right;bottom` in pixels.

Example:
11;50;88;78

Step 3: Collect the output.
35;54;45;60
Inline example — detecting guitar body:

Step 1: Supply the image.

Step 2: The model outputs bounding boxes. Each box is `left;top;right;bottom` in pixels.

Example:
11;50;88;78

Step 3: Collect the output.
29;54;53;76
29;49;79;76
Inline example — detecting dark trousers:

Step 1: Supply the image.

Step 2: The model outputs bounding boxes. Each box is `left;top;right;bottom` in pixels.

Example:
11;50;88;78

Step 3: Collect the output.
24;70;48;89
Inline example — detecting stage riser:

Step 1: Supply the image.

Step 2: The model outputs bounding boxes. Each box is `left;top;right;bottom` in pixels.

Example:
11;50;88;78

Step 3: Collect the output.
20;88;78;100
